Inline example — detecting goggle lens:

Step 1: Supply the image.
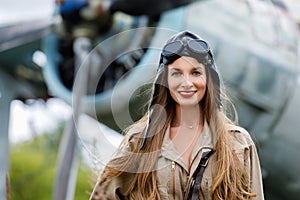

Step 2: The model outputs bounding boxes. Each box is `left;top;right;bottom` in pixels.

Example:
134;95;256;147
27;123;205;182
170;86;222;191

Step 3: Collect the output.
162;39;210;58
162;41;183;57
188;39;209;54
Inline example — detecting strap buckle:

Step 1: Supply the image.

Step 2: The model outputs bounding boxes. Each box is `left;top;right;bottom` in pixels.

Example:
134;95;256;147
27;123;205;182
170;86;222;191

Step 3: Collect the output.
199;149;214;167
199;157;210;167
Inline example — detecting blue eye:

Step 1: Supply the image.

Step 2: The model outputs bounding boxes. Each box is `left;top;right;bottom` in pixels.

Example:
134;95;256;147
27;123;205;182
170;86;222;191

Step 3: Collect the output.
171;72;181;76
192;71;202;76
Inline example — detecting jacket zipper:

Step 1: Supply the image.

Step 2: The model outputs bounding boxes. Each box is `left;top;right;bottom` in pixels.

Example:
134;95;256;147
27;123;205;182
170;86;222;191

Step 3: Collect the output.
171;161;176;199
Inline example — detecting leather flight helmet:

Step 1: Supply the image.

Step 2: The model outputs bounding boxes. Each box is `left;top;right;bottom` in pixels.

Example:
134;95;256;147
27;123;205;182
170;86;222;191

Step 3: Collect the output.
140;31;221;149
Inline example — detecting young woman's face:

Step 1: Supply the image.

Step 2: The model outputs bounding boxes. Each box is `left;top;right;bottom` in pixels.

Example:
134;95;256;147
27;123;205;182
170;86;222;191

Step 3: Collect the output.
167;56;207;108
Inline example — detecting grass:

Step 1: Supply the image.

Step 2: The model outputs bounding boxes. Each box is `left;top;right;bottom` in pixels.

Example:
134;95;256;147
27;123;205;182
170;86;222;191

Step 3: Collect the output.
9;128;95;199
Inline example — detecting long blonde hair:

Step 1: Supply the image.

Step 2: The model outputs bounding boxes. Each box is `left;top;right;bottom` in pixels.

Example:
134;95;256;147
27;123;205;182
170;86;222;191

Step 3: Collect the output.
97;64;255;199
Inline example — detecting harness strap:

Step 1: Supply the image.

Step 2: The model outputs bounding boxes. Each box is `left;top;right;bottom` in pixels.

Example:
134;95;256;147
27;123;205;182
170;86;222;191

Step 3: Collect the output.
191;149;214;200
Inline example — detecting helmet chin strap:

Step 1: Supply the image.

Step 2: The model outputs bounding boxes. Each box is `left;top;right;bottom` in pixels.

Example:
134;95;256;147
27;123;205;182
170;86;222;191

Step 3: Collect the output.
140;110;151;149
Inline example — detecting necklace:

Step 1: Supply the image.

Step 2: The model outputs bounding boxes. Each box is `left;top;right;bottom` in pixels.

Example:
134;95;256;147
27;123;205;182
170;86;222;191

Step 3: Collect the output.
172;121;199;129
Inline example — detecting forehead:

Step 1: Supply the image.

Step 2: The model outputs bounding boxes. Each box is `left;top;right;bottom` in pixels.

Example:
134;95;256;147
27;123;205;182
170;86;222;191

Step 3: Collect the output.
168;56;205;70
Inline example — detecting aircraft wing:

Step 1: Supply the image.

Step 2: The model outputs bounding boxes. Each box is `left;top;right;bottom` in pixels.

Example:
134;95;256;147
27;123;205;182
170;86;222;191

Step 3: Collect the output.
0;0;58;52
0;18;57;52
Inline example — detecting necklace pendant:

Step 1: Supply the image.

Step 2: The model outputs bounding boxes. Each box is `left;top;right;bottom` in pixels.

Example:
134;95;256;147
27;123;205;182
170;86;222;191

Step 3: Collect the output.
188;125;193;129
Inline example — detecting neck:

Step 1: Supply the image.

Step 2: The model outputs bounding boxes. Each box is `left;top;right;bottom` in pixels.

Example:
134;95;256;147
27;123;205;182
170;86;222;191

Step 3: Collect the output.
173;105;204;127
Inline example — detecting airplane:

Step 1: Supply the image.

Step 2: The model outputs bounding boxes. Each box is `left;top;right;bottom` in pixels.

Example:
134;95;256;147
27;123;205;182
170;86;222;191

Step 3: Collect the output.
0;0;299;199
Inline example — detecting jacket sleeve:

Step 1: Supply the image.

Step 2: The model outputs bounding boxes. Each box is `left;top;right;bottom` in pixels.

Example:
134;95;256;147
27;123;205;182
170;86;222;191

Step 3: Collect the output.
89;131;139;200
89;171;133;200
89;174;120;200
247;143;265;200
228;125;265;200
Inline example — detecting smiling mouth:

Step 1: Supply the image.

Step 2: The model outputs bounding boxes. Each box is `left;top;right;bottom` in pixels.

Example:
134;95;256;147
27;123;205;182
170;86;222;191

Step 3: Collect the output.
178;91;196;97
179;91;196;94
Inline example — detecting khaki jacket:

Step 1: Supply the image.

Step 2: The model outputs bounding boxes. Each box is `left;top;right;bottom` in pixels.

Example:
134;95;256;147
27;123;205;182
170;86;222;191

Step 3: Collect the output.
90;121;265;200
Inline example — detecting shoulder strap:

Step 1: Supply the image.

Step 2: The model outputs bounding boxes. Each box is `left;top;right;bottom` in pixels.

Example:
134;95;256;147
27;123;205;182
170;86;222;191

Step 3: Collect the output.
191;149;214;200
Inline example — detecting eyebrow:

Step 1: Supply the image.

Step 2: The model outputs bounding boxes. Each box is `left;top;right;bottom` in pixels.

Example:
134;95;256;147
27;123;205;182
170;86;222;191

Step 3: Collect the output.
169;66;204;71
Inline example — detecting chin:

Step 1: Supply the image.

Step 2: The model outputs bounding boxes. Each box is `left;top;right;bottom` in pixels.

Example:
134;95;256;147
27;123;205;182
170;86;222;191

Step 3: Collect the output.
177;101;199;108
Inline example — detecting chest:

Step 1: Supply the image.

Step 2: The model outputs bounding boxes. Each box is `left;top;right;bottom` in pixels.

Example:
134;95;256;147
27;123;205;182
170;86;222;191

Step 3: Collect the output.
156;156;213;200
169;127;202;169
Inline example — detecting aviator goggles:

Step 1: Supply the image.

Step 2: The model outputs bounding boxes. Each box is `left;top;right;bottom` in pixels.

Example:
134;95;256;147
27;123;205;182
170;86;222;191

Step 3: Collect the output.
160;39;213;65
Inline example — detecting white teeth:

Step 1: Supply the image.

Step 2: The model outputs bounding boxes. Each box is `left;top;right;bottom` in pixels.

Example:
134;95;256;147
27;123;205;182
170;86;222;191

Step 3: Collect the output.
179;91;194;94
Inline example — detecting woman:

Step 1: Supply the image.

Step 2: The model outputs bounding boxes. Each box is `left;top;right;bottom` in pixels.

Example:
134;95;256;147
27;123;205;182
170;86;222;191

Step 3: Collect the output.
90;31;264;199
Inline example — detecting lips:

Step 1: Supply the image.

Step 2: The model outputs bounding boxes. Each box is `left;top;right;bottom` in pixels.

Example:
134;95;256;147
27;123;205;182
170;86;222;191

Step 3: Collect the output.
178;91;196;98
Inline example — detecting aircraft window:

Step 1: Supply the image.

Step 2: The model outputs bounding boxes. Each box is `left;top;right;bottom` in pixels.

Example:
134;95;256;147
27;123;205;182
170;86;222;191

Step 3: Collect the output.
239;55;294;111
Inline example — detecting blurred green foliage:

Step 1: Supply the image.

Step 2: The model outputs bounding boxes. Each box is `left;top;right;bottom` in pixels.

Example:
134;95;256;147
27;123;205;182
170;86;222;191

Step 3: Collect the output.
9;128;95;199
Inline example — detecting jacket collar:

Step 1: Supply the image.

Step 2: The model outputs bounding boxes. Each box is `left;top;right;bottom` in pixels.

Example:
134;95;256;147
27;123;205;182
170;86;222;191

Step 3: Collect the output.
160;120;214;173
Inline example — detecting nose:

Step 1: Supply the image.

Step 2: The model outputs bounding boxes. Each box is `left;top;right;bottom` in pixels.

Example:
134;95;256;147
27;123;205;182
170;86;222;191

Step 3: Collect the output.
182;75;193;87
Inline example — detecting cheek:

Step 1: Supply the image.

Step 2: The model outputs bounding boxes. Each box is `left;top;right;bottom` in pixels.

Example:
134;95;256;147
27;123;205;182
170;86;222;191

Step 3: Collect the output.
167;77;179;90
195;77;207;88
167;79;179;101
168;82;177;97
